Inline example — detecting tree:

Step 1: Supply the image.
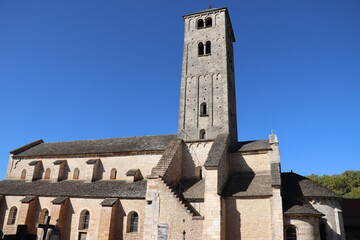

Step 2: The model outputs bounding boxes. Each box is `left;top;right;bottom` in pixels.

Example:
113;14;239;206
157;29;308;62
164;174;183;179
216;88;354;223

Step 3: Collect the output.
306;171;360;199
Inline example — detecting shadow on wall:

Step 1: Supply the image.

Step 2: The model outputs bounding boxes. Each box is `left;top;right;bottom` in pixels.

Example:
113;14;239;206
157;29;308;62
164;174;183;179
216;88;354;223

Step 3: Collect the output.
61;200;74;240
182;144;198;180
96;161;105;181
225;198;241;240
115;201;126;240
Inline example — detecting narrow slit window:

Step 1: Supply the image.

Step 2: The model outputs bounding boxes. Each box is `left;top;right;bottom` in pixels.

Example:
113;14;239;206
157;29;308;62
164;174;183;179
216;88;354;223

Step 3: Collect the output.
205;41;211;54
44;168;51;179
73;168;80;180
20;169;26;180
197;19;204;29
200;102;207;115
199;129;206;139
198;42;204;56
205;17;212;27
110;168;117;180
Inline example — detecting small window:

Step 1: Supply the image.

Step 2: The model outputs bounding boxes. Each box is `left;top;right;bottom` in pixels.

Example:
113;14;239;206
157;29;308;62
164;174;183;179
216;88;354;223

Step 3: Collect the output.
200;102;207;115
205;41;211;54
7;207;17;225
73;168;80;180
197;19;204;29
198;42;204;56
199;129;206;139
44;168;51;179
128;212;139;233
110;168;117;180
205;17;212;27
79;210;90;230
20;169;26;180
38;208;49;224
286;226;297;240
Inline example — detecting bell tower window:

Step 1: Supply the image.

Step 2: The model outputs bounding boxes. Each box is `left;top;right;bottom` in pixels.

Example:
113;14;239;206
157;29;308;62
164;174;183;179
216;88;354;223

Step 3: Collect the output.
205;17;212;27
200;102;207;116
205;41;211;54
198;42;204;56
197;19;204;29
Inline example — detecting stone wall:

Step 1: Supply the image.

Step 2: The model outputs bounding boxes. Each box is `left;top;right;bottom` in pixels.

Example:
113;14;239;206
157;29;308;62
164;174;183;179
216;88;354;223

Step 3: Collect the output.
285;216;320;240
7;153;162;181
225;197;272;240
143;178;203;240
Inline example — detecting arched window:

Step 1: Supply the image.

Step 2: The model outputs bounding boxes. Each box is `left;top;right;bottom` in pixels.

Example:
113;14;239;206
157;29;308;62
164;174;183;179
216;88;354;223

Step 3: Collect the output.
205;17;212;27
127;211;139;233
286;226;297;240
320;221;327;240
44;168;51;179
79;210;90;230
73;168;80;180
199;129;206;139
7;207;17;225
110;168;117;180
38;208;49;224
200;102;207;115
20;169;26;180
197;19;204;29
198;42;204;56
205;41;211;54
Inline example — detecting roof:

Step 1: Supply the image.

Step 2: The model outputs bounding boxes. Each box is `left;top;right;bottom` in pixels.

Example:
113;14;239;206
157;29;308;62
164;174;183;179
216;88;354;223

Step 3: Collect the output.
126;169;139;176
52;196;68;204
21;195;36;203
222;173;272;197
12;134;177;158
283;198;323;216
281;172;342;199
281;172;341;216
182;179;205;201
204;133;229;167
101;198;117;207
0;180;147;198
230;139;271;153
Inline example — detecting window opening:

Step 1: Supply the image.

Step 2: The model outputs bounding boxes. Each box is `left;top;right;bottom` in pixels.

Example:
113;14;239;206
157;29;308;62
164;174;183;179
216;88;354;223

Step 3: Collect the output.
205;41;211;54
20;169;26;180
7;207;17;225
110;168;117;180
200;102;207;115
73;168;80;180
79;210;90;230
197;19;204;29
286;226;297;240
205;17;212;27
199;129;206;139
44;168;51;179
38;208;49;224
198;42;204;56
128;212;139;232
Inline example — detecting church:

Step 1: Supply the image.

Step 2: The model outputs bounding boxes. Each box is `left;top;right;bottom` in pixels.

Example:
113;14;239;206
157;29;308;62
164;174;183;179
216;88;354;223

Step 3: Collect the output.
0;8;345;240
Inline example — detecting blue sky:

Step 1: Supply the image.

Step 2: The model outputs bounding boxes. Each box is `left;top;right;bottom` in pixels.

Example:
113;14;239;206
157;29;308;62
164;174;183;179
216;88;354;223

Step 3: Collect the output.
0;0;359;180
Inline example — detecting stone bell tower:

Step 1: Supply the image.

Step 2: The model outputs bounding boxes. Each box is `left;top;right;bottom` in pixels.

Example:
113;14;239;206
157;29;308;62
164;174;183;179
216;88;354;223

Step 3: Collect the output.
178;8;238;142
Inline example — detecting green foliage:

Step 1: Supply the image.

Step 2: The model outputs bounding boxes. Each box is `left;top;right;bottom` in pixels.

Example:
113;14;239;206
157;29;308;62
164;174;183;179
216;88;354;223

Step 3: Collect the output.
306;170;360;199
